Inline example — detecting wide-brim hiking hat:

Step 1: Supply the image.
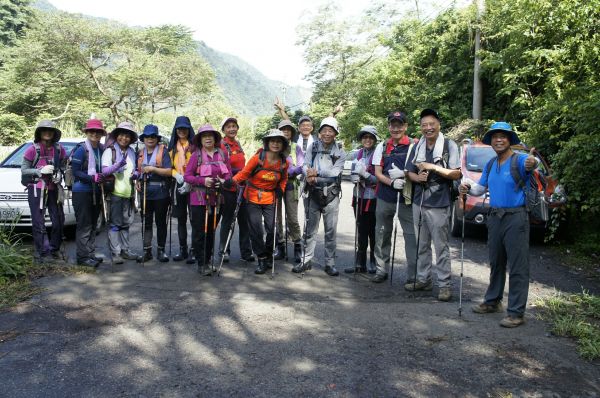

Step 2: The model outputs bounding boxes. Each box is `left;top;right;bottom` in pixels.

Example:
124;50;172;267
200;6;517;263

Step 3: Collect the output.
419;108;441;121
34;119;62;143
277;119;298;142
318;117;339;135
193;124;221;147
298;115;313;125
262;129;289;152
357;125;379;142
482;121;520;145
139;124;161;141
220;117;239;132
82;119;107;135
387;111;408;124
109;121;138;144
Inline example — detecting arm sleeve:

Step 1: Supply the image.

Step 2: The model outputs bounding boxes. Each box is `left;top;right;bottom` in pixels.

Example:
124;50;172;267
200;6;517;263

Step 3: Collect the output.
318;147;345;178
72;146;93;183
184;151;203;186
21;146;41;178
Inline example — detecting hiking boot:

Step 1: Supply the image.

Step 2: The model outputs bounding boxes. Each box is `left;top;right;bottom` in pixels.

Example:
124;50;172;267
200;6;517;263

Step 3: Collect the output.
500;315;525;328
371;274;388;283
242;254;256;263
112;254;125;265
120;249;139;261
92;255;104;264
404;280;433;291
438;287;452;302
157;248;169;263
197;261;214;276
33;256;50;265
50;250;65;261
472;302;503;314
273;244;286;260
324;265;339;276
78;258;99;268
137;248;153;263
173;247;188;262
292;262;311;273
367;258;377;274
186;249;196;265
344;265;367;274
254;257;268;274
293;243;302;263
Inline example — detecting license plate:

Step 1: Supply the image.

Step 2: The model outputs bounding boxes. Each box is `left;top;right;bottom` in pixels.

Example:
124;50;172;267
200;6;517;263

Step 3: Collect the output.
0;208;21;222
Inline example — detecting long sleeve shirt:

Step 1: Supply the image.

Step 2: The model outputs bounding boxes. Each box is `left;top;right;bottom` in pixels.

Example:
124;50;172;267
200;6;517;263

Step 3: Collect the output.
303;140;346;186
233;151;288;205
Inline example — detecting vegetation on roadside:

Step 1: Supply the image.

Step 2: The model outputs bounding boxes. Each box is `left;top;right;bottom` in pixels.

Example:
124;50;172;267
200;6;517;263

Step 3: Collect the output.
535;291;600;360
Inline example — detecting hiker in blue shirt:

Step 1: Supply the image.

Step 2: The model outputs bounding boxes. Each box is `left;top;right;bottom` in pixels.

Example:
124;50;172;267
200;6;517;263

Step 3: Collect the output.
460;121;538;328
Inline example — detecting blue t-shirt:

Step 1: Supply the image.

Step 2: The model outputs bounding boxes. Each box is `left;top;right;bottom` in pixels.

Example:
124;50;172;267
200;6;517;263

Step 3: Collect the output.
479;153;530;208
142;148;172;200
72;144;103;193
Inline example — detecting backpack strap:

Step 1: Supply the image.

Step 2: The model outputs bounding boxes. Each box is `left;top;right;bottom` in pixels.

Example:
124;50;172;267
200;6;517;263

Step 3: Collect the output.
510;152;525;192
53;143;60;170
31;143;41;168
441;138;450;169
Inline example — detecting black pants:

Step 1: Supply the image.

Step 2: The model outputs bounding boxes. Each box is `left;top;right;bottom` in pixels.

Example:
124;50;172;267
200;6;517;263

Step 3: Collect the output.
190;205;221;266
28;187;64;259
72;190;102;262
246;202;275;259
142;197;170;249
173;191;190;248
352;197;376;260
218;189;253;257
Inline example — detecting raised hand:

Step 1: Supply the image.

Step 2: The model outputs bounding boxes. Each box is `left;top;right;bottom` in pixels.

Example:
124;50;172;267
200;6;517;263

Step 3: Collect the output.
525;147;537;171
388;163;404;179
40;164;54;175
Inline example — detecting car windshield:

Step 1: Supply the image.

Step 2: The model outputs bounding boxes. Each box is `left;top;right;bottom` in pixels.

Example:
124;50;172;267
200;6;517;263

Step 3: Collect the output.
0;142;78;168
466;147;496;172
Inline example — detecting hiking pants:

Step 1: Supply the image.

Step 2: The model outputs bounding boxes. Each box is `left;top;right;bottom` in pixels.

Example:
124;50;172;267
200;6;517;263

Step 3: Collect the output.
413;205;452;287
246;202;275;258
485;208;530;317
72;190;102;262
276;190;302;245
142;197;169;250
108;195;134;256
352;196;377;261
28;186;64;259
173;190;190;250
374;198;417;279
218;189;253;258
190;204;221;267
303;195;340;267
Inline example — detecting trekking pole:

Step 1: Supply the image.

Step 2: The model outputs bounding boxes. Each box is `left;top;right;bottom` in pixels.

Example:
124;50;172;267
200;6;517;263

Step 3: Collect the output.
100;183;114;273
390;192;401;286
217;187;244;276
141;174;147;268
168;183;175;258
300;190;310;278
284;197;288;261
458;193;467;317
202;191;210;275
413;189;425;292
271;196;278;278
352;182;360;279
210;190;219;276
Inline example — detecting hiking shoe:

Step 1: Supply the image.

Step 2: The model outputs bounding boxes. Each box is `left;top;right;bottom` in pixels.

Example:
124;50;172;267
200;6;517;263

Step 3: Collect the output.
371;274;388;283
120;250;139;260
78;258;99;268
500;315;525;328
344;266;366;274
438;287;452;302
404;280;433;291
112;255;125;265
242;254;256;263
324;265;339;276
292;262;311;273
472;302;503;314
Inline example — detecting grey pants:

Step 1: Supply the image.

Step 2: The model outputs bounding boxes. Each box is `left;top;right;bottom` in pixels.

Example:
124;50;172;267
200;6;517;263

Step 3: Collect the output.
276;189;302;244
485;209;530;317
413;205;452;287
303;195;340;267
374;198;417;279
72;190;102;262
108;195;134;256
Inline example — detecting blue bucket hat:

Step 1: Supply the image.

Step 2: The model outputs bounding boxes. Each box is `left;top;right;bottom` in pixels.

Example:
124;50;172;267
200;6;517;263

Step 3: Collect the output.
168;116;194;151
140;124;161;141
482;121;520;145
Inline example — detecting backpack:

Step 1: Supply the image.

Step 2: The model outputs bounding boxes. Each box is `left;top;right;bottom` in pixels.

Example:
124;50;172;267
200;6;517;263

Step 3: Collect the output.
484;153;549;222
64;142;103;190
137;143;166;171
440;138;460;202
21;143;60;187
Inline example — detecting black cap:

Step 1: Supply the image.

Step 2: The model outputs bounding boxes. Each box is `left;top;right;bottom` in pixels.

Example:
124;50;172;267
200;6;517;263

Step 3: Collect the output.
387;111;407;124
420;108;441;121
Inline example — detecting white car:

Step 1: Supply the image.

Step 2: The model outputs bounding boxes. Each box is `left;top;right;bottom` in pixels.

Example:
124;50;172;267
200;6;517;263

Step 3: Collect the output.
342;149;359;179
0;138;81;231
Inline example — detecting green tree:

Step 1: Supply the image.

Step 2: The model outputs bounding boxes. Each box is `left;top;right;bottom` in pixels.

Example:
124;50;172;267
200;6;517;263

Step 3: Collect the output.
0;0;33;47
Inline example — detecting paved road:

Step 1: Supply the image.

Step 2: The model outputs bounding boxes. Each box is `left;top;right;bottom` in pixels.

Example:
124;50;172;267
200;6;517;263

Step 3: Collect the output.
1;181;599;397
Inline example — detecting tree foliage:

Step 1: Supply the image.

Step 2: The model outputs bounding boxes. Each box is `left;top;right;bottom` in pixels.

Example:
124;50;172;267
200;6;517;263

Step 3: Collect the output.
0;0;33;47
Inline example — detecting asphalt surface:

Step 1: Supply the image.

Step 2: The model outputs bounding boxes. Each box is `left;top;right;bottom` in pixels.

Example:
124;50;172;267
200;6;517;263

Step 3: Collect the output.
1;181;599;397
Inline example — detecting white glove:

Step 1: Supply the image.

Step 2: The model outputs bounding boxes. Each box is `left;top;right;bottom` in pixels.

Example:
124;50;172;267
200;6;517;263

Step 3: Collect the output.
40;165;54;175
392;178;405;190
174;172;184;185
388;163;405;179
350;174;360;184
52;171;62;184
354;162;368;178
177;182;191;194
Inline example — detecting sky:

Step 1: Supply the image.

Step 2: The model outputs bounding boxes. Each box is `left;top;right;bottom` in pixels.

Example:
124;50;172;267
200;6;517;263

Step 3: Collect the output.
47;0;470;88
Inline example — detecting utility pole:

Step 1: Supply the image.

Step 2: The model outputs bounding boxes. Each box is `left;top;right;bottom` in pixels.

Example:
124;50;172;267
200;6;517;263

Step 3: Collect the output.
415;0;421;20
472;0;484;120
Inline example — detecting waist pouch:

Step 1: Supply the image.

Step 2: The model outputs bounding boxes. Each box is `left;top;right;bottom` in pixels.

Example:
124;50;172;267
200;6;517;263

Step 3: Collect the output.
310;184;340;207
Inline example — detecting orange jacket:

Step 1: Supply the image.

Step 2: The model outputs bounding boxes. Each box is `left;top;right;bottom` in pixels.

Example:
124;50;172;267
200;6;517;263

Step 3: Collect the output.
233;151;288;205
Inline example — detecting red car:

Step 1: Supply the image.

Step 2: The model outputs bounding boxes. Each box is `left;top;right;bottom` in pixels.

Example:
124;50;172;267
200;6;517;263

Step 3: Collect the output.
450;139;567;237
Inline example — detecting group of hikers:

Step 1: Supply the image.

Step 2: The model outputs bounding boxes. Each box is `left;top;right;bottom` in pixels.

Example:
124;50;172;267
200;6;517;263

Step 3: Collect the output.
21;103;537;328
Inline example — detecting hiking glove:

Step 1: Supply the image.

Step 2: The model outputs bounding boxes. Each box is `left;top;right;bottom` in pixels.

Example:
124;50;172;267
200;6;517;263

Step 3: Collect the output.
177;182;191;194
354;162;368;178
174;172;184;185
350;174;360;184
40;165;54;175
392;178;405;190
388;163;405;179
52;171;62;184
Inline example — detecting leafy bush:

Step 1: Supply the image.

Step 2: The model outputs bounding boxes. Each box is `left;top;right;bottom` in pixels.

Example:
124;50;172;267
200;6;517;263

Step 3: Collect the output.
0;223;30;284
0;113;28;145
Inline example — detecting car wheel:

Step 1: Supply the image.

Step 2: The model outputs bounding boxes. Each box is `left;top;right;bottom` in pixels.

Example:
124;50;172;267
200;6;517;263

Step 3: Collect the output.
450;201;462;238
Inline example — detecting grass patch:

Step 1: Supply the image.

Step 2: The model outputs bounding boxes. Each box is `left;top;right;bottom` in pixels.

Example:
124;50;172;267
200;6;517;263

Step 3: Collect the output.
0;279;42;311
535;291;600;360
